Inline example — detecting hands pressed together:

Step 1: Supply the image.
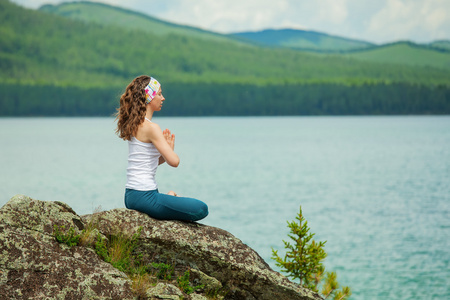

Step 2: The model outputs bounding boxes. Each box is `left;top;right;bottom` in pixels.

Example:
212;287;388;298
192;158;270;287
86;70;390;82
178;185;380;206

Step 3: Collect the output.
163;129;175;150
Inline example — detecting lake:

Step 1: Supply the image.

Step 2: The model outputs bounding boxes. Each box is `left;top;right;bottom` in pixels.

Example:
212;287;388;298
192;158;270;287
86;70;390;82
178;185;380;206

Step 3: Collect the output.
1;116;449;299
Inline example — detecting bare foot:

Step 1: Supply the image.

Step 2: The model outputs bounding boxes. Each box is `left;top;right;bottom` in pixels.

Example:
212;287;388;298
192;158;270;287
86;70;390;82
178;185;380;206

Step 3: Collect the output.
167;191;178;197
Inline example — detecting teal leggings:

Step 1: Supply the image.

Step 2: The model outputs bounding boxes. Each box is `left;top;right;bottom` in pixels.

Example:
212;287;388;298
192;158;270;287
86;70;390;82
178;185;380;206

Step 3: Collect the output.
125;189;208;222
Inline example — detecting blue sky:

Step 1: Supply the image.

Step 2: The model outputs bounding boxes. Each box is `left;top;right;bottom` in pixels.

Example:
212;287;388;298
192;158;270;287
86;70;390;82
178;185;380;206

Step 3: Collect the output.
11;0;450;44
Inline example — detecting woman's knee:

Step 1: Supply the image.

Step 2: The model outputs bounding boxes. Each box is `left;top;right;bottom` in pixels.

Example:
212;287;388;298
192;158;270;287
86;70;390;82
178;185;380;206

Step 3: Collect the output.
195;201;209;220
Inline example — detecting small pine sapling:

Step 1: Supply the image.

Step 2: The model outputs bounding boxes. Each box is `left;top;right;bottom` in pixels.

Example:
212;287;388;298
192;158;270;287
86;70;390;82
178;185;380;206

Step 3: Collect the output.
272;206;351;299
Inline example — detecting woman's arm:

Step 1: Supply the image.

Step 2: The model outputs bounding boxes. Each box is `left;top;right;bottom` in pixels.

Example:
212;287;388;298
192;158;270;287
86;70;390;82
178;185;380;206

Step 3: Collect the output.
147;123;180;167
158;129;175;165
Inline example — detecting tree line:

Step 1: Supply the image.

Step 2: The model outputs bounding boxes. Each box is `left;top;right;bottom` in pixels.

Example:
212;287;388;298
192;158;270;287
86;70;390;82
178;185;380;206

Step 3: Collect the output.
1;82;448;116
1;0;449;116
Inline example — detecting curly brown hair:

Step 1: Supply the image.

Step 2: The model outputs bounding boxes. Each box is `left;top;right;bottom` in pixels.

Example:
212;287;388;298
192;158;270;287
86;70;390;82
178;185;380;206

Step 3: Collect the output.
115;75;151;141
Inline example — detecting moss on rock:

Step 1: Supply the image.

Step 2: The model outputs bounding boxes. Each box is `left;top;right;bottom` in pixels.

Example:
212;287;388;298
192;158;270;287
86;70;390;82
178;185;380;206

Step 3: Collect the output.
0;195;322;300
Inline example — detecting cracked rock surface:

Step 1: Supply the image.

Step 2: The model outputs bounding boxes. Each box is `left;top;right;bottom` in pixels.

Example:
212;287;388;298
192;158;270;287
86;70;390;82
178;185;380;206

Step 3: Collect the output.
0;195;321;300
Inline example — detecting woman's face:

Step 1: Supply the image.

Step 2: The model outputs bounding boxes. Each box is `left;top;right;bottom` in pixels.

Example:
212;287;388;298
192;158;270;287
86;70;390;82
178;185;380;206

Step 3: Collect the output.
149;87;165;111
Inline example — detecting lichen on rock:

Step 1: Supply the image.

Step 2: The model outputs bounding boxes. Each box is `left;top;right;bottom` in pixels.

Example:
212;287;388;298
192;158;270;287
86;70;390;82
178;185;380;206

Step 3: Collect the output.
0;194;322;300
0;195;134;300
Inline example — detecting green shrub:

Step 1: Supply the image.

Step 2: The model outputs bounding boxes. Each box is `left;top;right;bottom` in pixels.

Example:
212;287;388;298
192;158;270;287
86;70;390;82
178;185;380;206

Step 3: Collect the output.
177;270;204;295
272;207;351;299
53;221;219;298
94;233;110;262
53;225;80;247
151;262;174;280
94;227;142;274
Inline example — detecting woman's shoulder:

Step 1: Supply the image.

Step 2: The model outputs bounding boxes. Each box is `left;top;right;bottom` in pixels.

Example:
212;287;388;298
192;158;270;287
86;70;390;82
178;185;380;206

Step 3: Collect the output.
136;120;162;142
143;120;161;132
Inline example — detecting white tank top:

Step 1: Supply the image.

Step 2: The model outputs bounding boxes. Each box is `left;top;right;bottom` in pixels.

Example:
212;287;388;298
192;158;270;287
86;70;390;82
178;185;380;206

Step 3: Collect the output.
125;119;161;191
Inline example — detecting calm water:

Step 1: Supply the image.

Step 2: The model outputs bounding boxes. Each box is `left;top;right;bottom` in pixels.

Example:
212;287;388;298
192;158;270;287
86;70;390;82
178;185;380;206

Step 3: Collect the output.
1;116;449;299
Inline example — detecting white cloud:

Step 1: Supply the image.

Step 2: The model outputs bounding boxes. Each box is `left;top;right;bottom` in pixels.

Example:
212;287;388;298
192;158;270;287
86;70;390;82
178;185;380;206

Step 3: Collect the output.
12;0;56;8
315;0;349;25
158;0;293;33
154;0;351;34
367;0;450;43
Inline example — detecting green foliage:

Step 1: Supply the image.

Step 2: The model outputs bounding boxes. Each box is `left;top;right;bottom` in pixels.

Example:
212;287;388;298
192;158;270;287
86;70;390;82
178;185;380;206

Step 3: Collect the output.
344;42;450;70
150;262;174;281
177;270;204;295
321;272;352;300
94;227;142;274
1;1;449;116
1;0;450;87
94;233;110;262
272;207;326;288
53;225;80;247
39;2;243;45
1;82;449;116
272;207;351;299
50;219;220;297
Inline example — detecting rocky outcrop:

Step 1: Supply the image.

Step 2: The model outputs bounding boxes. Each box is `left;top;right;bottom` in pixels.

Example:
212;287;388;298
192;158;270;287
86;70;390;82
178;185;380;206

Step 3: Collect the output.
0;195;134;299
0;195;322;300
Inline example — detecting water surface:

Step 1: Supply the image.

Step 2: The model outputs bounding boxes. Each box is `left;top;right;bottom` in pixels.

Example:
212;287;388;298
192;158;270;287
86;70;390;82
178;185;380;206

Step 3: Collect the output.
1;116;449;299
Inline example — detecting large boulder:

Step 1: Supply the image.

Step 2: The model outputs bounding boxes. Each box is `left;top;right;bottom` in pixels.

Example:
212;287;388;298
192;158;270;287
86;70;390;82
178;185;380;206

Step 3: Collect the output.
0;195;322;300
0;195;134;299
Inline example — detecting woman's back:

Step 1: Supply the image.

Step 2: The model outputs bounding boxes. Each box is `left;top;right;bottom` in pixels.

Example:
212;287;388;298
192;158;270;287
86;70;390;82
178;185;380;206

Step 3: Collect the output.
126;137;160;191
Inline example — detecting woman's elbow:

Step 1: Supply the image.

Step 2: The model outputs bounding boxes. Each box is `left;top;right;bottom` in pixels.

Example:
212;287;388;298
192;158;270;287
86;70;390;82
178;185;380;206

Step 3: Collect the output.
171;160;180;168
168;157;180;168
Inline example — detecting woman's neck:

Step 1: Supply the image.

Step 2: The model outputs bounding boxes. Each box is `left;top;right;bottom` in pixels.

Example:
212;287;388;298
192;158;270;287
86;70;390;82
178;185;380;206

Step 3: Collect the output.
145;107;153;121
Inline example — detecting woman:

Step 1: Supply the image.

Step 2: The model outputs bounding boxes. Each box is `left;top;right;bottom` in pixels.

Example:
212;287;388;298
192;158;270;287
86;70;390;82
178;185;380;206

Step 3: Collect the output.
115;75;208;222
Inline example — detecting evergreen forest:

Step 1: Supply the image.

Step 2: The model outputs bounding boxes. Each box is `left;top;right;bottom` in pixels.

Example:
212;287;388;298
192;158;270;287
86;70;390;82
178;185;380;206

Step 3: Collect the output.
1;0;449;116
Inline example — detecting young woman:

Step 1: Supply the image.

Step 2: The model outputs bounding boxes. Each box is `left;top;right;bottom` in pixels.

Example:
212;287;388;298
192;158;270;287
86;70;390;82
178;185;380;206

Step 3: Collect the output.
115;75;208;222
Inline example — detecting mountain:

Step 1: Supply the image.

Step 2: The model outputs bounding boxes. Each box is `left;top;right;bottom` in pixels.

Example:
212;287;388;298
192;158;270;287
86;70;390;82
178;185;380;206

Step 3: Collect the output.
344;41;450;70
37;1;450;69
39;1;247;46
1;0;449;116
230;28;375;52
231;29;450;70
5;0;447;87
39;2;450;71
429;40;450;51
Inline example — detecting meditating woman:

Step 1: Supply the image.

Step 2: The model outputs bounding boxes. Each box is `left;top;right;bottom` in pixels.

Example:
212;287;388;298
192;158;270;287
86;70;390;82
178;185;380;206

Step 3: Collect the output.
115;75;208;222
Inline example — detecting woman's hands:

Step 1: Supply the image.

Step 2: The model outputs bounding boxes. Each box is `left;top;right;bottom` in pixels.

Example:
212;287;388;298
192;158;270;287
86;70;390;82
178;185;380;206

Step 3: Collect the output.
159;129;176;165
144;123;179;167
163;129;175;150
136;120;179;167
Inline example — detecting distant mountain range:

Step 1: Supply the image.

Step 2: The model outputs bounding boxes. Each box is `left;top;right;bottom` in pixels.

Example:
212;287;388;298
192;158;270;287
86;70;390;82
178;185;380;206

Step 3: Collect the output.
1;0;449;116
39;1;450;70
40;1;450;54
230;29;375;52
230;29;450;53
39;1;247;46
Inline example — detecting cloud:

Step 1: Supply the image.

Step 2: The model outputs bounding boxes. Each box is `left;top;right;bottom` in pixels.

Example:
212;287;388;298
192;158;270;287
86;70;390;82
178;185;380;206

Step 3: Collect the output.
315;0;349;25
150;0;354;35
155;0;293;33
161;0;351;33
367;0;450;43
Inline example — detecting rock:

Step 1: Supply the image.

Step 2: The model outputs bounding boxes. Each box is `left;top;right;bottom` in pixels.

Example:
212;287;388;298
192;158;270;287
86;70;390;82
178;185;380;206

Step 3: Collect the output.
0;195;322;300
190;268;223;292
147;282;184;299
83;208;321;300
0;195;134;299
190;294;208;300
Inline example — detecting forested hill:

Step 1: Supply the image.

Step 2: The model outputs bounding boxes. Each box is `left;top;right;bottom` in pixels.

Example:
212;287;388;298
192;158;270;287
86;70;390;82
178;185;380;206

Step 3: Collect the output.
0;0;449;116
230;29;375;52
39;1;246;46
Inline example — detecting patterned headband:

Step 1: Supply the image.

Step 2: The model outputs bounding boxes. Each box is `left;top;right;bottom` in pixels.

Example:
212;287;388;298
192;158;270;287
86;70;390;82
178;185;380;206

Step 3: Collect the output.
144;77;161;104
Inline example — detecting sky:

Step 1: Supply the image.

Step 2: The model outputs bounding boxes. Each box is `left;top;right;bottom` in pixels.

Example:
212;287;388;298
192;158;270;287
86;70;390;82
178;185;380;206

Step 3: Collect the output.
11;0;450;44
